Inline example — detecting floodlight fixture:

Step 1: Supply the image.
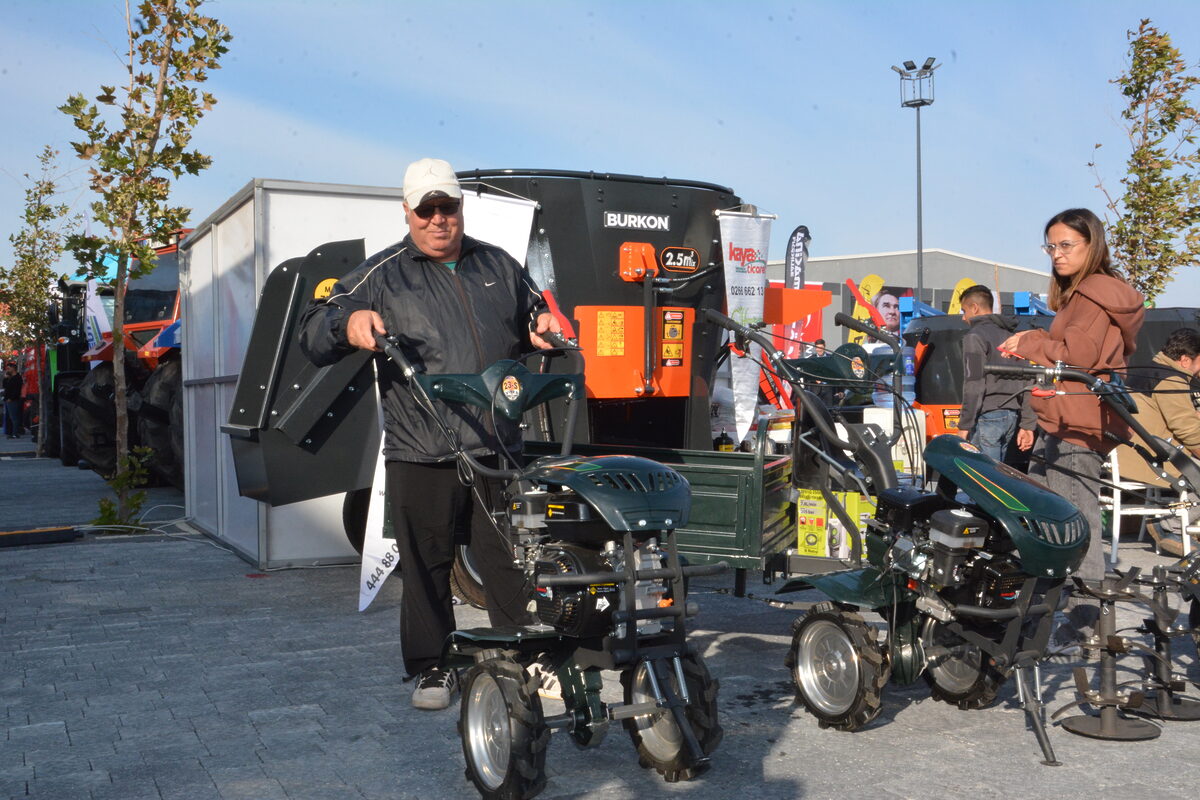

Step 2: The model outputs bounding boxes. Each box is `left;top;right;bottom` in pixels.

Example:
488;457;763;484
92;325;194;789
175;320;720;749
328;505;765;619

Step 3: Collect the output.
904;60;917;71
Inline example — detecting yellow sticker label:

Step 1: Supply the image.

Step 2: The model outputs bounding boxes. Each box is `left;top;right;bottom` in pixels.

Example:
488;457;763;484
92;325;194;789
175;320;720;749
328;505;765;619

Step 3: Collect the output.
661;343;683;359
314;278;338;299
596;310;625;357
663;323;683;341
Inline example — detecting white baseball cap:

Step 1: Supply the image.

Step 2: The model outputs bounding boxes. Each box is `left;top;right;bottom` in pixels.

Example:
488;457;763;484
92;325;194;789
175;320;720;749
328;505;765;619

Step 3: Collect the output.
402;158;462;208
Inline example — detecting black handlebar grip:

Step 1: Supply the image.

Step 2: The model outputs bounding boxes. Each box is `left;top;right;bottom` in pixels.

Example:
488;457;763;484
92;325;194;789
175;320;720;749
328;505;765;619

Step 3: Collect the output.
983;363;1043;378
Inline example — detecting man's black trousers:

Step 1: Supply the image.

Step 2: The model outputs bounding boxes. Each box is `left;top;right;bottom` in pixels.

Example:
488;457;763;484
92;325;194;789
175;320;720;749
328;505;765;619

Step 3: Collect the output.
385;458;531;677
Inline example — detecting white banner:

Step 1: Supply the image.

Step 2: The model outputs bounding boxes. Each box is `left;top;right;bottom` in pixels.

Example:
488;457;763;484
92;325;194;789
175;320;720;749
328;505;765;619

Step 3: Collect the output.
358;446;393;611
717;212;772;443
461;191;538;265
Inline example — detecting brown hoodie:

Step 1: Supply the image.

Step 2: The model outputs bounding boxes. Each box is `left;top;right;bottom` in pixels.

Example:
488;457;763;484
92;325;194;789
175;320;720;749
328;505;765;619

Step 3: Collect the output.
1014;273;1145;452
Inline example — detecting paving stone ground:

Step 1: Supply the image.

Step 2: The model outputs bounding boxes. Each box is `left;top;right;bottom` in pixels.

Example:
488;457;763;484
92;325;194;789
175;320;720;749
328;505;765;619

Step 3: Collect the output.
4;440;1200;799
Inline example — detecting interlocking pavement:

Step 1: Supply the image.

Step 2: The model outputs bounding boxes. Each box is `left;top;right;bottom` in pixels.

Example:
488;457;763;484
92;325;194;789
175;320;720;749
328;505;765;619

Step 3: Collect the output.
4;445;1200;799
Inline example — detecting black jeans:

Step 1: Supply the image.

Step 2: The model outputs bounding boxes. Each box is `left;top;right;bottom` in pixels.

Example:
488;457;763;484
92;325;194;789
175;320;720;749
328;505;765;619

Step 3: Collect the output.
386;458;531;676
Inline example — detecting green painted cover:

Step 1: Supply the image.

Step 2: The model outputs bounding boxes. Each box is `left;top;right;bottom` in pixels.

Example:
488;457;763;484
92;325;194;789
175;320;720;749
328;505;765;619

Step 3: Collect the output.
924;434;1088;578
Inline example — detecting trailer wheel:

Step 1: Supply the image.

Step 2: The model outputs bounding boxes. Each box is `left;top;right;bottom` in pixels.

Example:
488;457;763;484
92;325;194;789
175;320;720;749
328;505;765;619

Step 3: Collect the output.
786;602;888;730
136;359;183;489
459;655;549;800
920;618;1003;710
75;363;117;478
621;654;722;783
56;374;83;467
451;544;488;609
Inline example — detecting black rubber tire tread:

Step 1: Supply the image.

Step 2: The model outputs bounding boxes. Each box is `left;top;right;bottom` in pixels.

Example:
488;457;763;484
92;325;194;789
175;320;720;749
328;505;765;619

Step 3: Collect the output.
620;654;723;783
458;655;549;800
75;363;118;478
920;619;1004;710
57;375;83;467
1190;599;1200;658
168;374;184;484
43;391;60;459
341;488;369;555
785;601;889;731
451;544;488;610
136;359;183;489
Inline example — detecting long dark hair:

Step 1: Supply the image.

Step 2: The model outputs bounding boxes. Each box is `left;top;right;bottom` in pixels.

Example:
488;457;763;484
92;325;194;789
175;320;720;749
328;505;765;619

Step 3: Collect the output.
1044;208;1120;310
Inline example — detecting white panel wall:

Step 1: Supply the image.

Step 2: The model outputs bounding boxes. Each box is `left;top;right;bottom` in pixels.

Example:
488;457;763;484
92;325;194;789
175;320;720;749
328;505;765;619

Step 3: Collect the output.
182;180;410;568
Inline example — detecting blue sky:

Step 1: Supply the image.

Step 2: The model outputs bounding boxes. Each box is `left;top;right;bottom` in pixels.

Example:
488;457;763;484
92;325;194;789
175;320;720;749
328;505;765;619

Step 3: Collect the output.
3;1;1200;303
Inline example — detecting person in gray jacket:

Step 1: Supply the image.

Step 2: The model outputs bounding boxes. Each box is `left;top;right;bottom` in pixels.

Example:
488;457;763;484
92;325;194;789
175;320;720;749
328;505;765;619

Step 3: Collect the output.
956;285;1035;465
299;157;560;710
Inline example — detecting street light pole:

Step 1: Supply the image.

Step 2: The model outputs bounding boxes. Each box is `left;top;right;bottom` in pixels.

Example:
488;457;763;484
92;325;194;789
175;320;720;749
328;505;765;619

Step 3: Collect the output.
892;57;939;305
915;103;923;301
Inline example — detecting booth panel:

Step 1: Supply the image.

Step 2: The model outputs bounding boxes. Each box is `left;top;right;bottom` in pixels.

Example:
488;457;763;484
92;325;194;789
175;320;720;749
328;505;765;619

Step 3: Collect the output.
188;383;220;534
217;380;261;558
265;495;357;567
214;200;257;378
260;188;407;281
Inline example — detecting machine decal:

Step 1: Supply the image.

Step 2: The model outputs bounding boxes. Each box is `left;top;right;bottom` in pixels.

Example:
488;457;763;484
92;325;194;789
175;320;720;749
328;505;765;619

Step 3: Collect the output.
959;441;980;454
603;211;671;231
956;459;1031;512
850;356;866;378
501;375;522;401
596;310;625;357
313;278;338;299
943;407;961;431
660;246;700;273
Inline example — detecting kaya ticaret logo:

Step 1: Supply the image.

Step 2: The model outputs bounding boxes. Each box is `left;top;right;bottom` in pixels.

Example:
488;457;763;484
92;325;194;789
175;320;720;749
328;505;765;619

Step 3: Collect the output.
727;242;766;274
603;211;671;231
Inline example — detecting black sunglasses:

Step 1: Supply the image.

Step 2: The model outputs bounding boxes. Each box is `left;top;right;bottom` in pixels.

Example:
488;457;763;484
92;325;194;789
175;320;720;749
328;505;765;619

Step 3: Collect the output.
413;200;461;219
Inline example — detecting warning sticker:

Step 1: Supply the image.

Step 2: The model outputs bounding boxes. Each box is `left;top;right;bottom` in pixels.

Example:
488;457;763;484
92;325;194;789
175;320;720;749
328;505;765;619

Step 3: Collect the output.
663;323;683;341
596;310;625;357
661;343;683;359
662;358;682;367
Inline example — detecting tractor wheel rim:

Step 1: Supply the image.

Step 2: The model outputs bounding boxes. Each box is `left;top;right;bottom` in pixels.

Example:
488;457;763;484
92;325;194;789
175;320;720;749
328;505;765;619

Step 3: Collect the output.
795;619;861;715
466;674;510;790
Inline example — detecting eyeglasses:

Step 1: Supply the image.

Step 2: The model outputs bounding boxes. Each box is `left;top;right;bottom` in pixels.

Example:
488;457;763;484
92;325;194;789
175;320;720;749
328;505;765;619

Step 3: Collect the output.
1041;239;1086;255
413;201;461;220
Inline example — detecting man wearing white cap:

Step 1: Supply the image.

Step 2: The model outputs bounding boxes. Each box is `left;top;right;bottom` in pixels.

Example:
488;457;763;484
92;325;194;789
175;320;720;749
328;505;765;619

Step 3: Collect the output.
300;157;561;709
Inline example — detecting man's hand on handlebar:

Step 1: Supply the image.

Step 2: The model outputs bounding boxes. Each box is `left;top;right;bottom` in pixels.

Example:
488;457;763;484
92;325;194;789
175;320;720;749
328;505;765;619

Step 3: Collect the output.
529;311;563;350
348;309;387;350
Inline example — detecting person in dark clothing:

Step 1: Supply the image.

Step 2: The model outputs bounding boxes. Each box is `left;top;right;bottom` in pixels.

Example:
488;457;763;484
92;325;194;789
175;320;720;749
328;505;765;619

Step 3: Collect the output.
299;157;561;711
956;285;1034;465
3;363;24;438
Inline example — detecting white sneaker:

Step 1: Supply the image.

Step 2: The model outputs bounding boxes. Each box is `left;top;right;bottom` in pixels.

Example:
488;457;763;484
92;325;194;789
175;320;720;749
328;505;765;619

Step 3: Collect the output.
412;667;458;710
526;656;562;700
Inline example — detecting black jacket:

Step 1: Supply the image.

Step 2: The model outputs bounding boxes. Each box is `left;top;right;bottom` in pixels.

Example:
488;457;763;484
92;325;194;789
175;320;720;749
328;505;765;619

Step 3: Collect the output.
960;314;1035;433
2;373;21;402
299;234;548;462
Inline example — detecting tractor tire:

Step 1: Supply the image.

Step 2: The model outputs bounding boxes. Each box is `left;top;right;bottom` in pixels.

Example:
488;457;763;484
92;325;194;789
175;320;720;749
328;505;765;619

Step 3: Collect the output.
459;654;549;800
136;359;183;489
57;374;83;467
786;601;889;731
75;363;118;478
168;374;184;483
920;617;1004;710
43;392;60;459
621;654;722;783
451;544;488;610
342;488;370;554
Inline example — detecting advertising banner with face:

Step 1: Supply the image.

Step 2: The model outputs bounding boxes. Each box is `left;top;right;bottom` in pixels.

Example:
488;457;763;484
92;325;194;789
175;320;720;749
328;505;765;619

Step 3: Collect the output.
717;211;772;444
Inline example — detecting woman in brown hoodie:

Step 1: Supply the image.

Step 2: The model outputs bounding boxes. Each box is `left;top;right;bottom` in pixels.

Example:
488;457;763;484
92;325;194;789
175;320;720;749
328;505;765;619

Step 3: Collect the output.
1001;208;1145;645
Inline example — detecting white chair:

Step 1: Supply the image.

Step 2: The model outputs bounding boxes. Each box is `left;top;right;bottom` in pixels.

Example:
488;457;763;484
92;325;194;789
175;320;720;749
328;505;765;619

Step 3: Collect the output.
1102;450;1195;565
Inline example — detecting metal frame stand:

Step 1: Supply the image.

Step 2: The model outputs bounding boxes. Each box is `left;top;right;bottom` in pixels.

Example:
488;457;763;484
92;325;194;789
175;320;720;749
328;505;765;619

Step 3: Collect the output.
1053;573;1161;741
